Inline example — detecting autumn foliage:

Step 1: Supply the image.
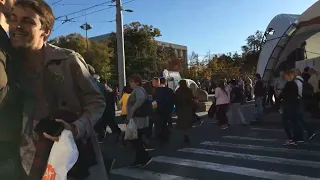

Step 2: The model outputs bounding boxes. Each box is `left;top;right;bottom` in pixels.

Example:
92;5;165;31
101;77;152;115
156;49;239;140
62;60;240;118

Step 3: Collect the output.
48;22;263;84
184;30;263;81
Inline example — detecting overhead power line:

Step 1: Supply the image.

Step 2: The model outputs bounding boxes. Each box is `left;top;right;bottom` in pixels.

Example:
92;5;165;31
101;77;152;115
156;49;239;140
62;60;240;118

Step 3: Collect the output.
57;0;137;22
53;0;137;32
53;3;87;6
55;0;114;20
53;19;116;32
56;19;116;24
65;6;114;21
52;0;62;5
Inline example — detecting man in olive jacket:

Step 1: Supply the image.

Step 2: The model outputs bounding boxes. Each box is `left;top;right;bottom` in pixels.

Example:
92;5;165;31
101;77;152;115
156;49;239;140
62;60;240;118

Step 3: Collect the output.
0;0;23;179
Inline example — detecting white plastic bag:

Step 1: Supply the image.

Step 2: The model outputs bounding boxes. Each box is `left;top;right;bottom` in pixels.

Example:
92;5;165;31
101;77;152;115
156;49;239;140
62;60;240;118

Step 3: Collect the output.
124;118;138;140
42;130;79;180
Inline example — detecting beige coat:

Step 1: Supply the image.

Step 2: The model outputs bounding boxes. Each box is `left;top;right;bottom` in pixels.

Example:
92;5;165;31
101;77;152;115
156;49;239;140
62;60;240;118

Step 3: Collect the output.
41;43;107;179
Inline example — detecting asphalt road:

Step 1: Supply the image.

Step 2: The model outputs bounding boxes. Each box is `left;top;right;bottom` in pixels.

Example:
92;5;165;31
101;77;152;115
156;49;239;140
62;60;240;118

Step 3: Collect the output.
102;115;320;180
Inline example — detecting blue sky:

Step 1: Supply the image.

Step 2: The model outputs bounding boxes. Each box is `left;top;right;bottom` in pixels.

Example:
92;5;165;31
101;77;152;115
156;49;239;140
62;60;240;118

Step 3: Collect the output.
49;0;317;56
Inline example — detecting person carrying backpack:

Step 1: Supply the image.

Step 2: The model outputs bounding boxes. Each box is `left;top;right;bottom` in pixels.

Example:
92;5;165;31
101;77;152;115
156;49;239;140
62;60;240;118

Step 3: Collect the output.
308;68;320;116
294;68;316;141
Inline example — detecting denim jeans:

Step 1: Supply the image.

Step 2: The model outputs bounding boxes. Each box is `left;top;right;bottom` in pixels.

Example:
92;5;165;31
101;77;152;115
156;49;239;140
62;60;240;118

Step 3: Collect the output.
255;96;264;120
282;105;303;141
229;103;246;125
298;100;314;137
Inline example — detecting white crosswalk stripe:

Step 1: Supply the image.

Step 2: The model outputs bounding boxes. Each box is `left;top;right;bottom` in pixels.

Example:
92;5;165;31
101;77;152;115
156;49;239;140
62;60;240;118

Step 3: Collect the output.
179;148;320;168
201;141;320;156
250;127;283;132
110;132;320;179
250;127;319;134
111;167;196;180
153;156;317;180
223;136;320;146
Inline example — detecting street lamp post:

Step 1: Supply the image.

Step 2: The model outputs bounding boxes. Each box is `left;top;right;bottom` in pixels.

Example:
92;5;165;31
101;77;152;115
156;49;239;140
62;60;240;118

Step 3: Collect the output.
80;23;92;51
115;0;132;93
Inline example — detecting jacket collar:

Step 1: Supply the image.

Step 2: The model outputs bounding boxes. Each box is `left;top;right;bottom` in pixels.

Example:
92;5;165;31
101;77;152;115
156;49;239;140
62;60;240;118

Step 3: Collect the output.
43;43;69;66
0;25;11;53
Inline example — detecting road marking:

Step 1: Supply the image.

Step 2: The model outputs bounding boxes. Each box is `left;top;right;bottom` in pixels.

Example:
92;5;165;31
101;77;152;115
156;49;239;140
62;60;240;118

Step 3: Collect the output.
251;127;283;132
111;167;196;180
179;148;320;168
201;141;320;156
251;128;319;134
223;136;320;146
241;103;255;107
153;156;317;180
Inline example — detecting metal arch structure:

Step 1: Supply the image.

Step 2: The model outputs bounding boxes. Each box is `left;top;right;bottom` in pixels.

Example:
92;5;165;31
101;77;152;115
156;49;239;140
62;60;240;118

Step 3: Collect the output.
257;1;320;84
256;14;299;84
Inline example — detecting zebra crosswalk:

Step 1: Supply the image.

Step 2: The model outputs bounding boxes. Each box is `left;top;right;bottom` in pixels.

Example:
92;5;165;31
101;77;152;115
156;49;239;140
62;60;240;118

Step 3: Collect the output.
109;127;320;180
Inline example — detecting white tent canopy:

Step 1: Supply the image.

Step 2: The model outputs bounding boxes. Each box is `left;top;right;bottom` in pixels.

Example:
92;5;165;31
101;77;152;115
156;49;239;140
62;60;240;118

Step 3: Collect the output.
257;1;320;83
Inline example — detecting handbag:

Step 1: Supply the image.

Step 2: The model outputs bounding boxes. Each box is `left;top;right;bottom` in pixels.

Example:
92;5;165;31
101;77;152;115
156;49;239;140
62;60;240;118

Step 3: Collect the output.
134;99;153;117
134;89;153;117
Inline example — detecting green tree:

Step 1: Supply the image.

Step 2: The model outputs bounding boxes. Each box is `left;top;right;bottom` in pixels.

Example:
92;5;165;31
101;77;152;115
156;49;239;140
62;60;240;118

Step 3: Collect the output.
157;45;177;71
241;30;264;72
108;22;161;81
48;33;112;80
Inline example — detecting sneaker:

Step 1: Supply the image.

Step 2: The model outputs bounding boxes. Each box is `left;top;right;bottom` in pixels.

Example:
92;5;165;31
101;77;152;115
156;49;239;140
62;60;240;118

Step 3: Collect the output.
141;156;153;168
129;161;142;167
221;125;228;130
279;109;283;114
108;159;116;171
143;141;156;151
104;158;116;172
97;136;105;144
211;120;218;124
199;120;204;126
283;140;297;146
308;133;316;140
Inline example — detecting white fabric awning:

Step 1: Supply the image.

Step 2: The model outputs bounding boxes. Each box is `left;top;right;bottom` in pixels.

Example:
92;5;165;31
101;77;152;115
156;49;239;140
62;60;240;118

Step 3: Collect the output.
257;1;320;83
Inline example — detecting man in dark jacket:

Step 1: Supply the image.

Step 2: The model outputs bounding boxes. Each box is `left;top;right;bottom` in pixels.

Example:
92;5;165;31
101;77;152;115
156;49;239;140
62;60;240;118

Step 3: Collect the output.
154;77;174;141
0;0;23;179
95;79;121;143
254;73;265;121
278;70;303;145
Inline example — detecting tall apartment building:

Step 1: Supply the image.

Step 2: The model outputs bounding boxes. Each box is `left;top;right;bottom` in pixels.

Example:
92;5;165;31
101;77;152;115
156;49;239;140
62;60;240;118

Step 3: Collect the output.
89;33;188;67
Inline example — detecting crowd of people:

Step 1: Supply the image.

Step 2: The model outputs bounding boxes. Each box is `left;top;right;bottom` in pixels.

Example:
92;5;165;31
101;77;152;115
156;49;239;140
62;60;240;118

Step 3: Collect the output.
92;75;204;168
1;0;320;179
207;67;319;145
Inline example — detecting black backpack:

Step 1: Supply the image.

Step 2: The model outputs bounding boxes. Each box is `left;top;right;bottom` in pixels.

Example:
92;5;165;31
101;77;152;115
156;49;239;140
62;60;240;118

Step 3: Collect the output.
296;78;314;97
134;88;153;117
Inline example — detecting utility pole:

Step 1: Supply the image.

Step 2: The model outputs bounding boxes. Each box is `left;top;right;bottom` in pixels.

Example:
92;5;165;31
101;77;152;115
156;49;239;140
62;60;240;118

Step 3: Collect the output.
116;0;126;93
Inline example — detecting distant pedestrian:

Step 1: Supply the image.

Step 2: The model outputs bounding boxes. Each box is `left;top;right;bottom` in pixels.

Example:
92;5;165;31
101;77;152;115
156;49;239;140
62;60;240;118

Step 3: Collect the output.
154;77;174;142
174;80;194;143
254;73;265;121
119;86;132;122
127;74;152;167
229;80;249;125
95;79;121;143
215;79;230;129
